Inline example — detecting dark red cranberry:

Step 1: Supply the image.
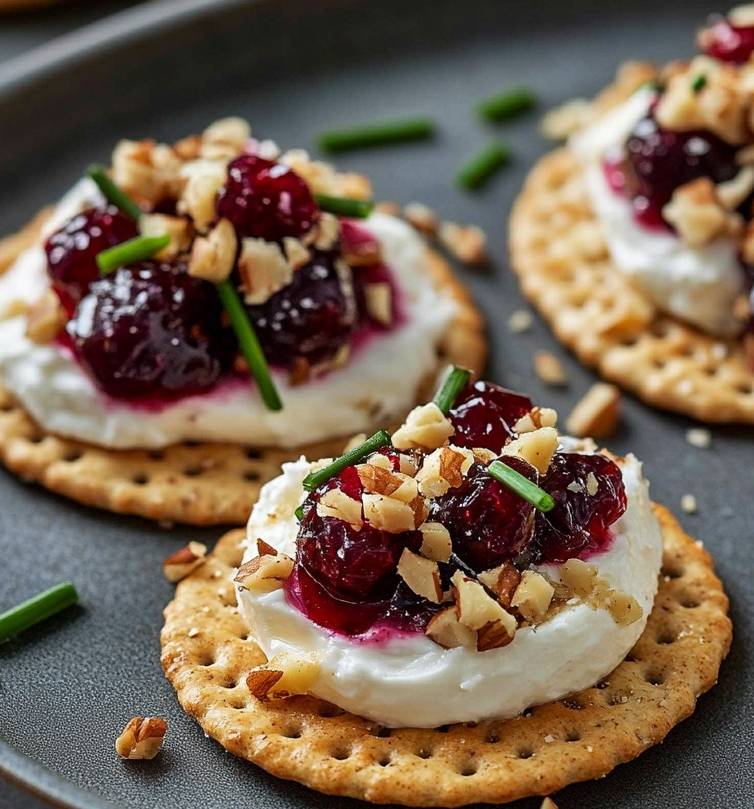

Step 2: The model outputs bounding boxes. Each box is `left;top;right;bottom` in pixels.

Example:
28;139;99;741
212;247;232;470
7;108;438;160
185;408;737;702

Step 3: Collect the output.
534;453;627;564
622;113;739;229
247;249;357;367
700;18;754;63
44;206;138;314
449;380;533;453
67;260;234;399
295;454;420;602
217;154;319;242
428;458;536;572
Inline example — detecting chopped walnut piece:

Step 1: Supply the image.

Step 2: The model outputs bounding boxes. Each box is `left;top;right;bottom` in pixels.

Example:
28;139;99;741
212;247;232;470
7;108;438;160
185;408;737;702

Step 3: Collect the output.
606;590;643;626
113;140;182;206
540;798;559;809
178;159;227;232
362;493;417;533
478;562;521;609
246;652;320;701
425;606;477;649
363;282;393;326
510;571;555;623
419;521;452;563
202;117;250;153
115;716;167;760
513;406;558;434
257;538;277;556
398;453;419;477
288;357;311;387
280;148;373;199
416;446;473;497
438;221;487;266
188;218;237;283
389;473;420;504
501;427;558;475
364;450;391;470
25;290;65;344
237;237;293;304
392;403;455;452
729;4;754;26
234;552;294;592
173;134;202;161
356;463;403;496
451;571;517;639
375;200;401;216
507;309;533;333
282;237;311;270
560;558;599;597
566;383;621;439
585;471;599;496
317;489;363;530
397;549;442;603
717;166;754;210
162;540;208;582
541;98;592;140
140;213;193;259
534;351;567;386
403;202;439;234
662;178;740;247
476;619;516;651
312;212;340;251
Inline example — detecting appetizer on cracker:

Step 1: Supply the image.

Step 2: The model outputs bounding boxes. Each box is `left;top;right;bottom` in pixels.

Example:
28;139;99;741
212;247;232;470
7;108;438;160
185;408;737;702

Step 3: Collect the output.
161;366;730;804
511;6;754;423
0;118;484;524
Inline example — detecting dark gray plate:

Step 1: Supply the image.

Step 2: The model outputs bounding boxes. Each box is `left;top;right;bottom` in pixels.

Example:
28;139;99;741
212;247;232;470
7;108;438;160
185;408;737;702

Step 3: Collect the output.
0;1;751;807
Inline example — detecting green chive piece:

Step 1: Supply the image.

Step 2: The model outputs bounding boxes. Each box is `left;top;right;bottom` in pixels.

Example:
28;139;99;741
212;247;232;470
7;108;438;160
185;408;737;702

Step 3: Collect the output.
487;460;555;512
0;581;79;643
217;280;282;412
295;505;304;521
318;118;435;153
456;140;510;190
86;164;142;220
692;74;707;94
303;430;391;491
433;365;471;415
478;87;536;123
314;193;375;219
96;234;171;274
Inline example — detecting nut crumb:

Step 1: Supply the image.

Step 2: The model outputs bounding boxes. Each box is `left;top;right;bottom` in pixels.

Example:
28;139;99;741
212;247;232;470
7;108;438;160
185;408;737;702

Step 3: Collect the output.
681;494;698;514
115;716;167;760
566;383;621;438
686;427;711;449
540;798;559;809
404;202;439;234
508;309;533;333
438;221;487;266
534;351;567;386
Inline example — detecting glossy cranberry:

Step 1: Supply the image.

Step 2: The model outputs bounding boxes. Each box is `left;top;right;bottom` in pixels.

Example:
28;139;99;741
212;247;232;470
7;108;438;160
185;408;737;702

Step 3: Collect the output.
67;260;234;399
248;249;357;367
44;206;138;314
623;113;739;229
449;381;533;453
534;453;627;564
217;154;319;242
428;458;536;572
701;18;754;63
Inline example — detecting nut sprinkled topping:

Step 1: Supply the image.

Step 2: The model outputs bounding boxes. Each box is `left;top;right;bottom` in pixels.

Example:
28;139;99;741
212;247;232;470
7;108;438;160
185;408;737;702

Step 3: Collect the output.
477;562;521;609
178;158;227;232
237;237;293;304
246;652;320;701
357;463;403;496
560;558;599;598
419;521;453;563
397;549;443;603
425;606;477;649
404;201;439;234
139;213;193;259
188;217;237;283
662;178;741;247
316;489;363;530
392;402;455;452
501;427;559;475
438;221;487;266
416;446;474;497
451;571;517;638
513;406;558;434
25;290;65;344
534;351;567;386
162;540;208;583
510;571;555;623
566;383;621;439
282;236;311;270
363;282;393;326
234;552;294;592
115;716;167;760
606;590;642;626
362;493;418;533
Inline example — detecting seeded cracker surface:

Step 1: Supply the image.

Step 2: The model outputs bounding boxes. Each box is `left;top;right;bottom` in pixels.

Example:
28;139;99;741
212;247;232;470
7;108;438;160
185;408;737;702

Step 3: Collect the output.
0;223;485;524
509;64;754;424
161;504;731;806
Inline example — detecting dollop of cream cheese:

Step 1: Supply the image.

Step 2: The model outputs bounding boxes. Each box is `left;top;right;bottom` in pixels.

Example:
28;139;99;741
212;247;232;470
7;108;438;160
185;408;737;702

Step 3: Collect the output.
235;443;663;728
571;87;745;338
0;180;455;449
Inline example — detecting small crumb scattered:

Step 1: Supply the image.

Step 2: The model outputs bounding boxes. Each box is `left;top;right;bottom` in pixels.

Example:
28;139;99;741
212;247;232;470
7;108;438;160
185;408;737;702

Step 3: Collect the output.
540;799;559;809
566;382;621;438
438;221;487;266
534;351;567;386
375;200;401;217
508;309;533;334
686;427;711;449
115;716;167;760
404;201;439;234
586;745;594;753
681;494;698;514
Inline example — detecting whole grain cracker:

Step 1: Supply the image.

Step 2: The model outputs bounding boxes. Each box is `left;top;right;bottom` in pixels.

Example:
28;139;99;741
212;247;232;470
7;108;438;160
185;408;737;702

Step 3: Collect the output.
0;226;485;525
161;505;731;805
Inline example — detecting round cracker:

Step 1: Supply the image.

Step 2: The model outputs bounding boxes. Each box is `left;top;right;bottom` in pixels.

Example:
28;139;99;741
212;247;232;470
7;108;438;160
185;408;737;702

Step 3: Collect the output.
161;505;731;806
0;228;485;525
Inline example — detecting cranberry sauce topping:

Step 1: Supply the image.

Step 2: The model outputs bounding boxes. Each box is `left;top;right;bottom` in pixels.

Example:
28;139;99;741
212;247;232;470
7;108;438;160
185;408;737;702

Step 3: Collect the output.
535;453;627;564
428;457;536;571
618;113;739;229
449;380;533;453
701;18;754;63
247;249;357;367
217;154;320;242
67;260;234;399
44;206;138;314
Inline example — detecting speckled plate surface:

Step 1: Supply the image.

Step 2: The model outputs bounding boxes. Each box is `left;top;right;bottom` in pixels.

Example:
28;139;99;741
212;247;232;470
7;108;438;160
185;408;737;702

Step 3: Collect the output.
0;1;750;808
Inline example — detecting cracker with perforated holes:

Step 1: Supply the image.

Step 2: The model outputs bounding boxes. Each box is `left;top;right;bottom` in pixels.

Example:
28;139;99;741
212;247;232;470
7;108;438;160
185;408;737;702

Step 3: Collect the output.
510;68;754;424
0;228;485;525
160;504;731;806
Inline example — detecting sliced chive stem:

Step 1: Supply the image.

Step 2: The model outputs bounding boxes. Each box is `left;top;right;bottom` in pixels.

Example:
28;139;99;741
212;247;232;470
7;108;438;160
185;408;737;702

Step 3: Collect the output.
487;460;555;512
433;365;471;414
86;164;142;220
457;140;510;190
303;430;391;491
217;280;282;412
318;118;435;153
96;234;170;274
0;581;79;643
478;87;536;122
294;505;304;521
313;194;375;219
